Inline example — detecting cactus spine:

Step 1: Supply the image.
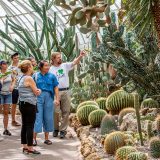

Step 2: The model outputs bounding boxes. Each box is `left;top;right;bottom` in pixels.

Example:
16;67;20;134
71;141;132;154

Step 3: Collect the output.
149;137;160;158
76;105;98;126
115;146;137;160
133;93;144;146
106;90;134;115
104;131;126;154
96;97;107;110
127;152;148;160
77;101;98;111
141;98;159;109
88;109;106;127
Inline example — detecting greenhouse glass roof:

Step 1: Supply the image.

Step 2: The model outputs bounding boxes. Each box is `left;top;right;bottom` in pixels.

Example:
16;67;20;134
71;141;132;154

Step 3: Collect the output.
0;0;121;53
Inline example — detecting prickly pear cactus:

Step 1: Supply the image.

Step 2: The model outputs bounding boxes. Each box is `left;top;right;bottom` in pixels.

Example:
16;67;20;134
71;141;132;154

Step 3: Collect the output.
141;98;159;109
104;131;126;154
76;105;98;126
96;97;107;111
149;137;160;158
100;114;118;135
106;90;134;115
115;146;137;160
118;108;135;125
88;109;106;127
127;152;148;160
77;100;99;111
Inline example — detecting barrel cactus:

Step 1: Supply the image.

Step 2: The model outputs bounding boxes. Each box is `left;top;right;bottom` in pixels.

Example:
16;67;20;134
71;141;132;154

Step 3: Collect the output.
115;146;137;160
100;114;118;135
149;137;160;158
76;105;98;126
156;115;160;132
104;131;126;154
118;108;135;125
106;90;134;115
77;100;98;110
96;97;107;110
127;152;148;160
88;109;106;127
141;98;159;109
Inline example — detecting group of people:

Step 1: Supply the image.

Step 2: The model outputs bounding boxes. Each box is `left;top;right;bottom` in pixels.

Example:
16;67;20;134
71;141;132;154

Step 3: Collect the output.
0;51;85;154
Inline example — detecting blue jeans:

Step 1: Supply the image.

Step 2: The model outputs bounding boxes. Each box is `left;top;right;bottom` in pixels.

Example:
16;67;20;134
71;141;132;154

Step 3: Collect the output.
0;94;12;105
34;91;54;133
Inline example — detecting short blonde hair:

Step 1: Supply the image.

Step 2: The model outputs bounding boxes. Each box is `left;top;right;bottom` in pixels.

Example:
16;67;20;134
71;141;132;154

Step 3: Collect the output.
51;52;61;65
18;60;32;73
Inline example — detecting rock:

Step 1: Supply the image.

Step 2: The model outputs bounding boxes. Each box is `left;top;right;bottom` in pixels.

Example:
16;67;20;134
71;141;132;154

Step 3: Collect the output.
120;113;137;131
86;152;101;160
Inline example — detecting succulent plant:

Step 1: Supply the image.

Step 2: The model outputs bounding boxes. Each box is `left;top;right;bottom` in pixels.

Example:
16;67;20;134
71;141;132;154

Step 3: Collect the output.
118;108;135;125
127;152;148;160
106;90;134;115
147;120;153;140
156;115;160;132
104;131;126;154
77;100;99;111
76;105;98;126
100;114;118;135
96;97;107;111
115;146;137;160
134;93;144;146
141;98;159;109
149;137;160;158
88;109;106;127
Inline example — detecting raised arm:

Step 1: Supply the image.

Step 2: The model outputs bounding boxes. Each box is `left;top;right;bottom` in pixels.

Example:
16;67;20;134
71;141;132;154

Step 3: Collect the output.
72;50;86;67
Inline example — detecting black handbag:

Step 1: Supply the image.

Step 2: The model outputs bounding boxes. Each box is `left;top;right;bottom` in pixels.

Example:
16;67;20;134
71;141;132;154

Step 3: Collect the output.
0;82;2;91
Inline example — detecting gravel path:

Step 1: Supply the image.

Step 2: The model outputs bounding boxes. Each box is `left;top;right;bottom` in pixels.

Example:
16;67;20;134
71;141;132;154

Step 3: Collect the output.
0;114;82;160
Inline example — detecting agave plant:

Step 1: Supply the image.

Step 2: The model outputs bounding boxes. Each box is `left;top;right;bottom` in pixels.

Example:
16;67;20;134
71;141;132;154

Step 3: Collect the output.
0;0;76;62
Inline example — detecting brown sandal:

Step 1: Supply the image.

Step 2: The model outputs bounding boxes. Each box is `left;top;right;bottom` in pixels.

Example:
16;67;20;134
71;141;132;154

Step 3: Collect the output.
44;140;52;145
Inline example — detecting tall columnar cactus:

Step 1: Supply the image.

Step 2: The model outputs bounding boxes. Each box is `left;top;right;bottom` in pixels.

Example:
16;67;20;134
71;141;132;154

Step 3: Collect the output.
88;109;106;127
156;115;160;133
76;105;98;126
96;97;107;111
150;137;160;158
141;98;159;109
115;146;137;160
134;93;144;146
100;114;118;135
127;152;148;160
147;120;153;140
118;108;135;125
104;131;126;154
106;90;134;115
77;100;99;111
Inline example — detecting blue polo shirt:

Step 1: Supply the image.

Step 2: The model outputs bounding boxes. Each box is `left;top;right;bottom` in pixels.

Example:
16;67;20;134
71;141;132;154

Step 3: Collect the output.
33;72;58;98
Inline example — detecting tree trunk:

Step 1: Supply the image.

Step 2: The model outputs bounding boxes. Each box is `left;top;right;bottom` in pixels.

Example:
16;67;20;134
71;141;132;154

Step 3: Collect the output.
151;0;160;48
